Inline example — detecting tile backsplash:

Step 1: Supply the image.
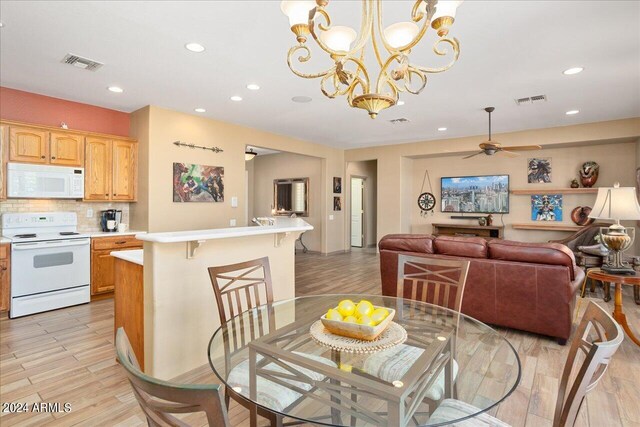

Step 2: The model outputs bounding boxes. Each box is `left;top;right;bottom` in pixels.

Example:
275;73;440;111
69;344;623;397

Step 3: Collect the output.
0;199;131;232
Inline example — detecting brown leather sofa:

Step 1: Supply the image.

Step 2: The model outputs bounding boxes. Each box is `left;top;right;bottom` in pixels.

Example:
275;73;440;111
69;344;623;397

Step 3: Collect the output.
379;234;585;344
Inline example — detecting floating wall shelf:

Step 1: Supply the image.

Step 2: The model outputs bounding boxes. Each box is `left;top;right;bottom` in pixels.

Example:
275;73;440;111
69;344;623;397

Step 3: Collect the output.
511;223;584;232
510;188;598;195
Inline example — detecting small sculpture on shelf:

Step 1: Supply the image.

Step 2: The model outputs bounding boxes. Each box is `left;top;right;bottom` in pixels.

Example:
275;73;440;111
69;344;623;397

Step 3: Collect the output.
570;178;580;188
579;161;599;188
486;214;494;226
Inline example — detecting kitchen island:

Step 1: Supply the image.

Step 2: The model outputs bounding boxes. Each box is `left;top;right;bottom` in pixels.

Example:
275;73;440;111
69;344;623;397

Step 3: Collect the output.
132;218;312;378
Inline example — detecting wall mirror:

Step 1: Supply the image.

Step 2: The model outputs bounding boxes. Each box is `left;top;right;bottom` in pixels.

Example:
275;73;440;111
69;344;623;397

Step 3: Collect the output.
274;178;309;217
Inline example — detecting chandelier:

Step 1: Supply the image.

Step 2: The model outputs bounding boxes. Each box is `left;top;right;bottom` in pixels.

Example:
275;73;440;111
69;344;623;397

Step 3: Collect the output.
281;0;462;118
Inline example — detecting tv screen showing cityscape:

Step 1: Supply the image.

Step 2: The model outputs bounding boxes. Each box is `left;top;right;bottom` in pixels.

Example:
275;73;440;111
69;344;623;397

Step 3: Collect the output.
441;175;509;213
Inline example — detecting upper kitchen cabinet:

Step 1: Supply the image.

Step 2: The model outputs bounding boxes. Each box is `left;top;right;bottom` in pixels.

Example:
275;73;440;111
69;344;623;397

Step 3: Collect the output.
112;140;137;201
49;132;84;166
85;137;112;201
85;137;138;202
0;125;6;201
9;126;49;164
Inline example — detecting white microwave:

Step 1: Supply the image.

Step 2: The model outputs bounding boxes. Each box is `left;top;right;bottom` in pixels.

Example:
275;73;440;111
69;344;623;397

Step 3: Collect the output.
7;163;84;199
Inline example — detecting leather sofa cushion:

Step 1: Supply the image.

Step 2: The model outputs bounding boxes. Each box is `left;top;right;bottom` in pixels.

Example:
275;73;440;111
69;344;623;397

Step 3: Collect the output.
379;234;434;254
434;236;488;258
488;240;577;280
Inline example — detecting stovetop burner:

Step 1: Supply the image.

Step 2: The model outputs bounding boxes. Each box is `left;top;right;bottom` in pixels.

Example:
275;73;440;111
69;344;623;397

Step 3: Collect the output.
59;232;80;236
14;233;37;239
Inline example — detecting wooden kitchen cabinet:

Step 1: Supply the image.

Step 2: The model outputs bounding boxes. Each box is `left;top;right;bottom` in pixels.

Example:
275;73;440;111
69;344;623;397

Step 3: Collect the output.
114;257;144;369
112;140;137;201
0;125;7;201
9;126;49;164
91;235;142;296
85;138;137;202
0;244;10;312
49;132;84;167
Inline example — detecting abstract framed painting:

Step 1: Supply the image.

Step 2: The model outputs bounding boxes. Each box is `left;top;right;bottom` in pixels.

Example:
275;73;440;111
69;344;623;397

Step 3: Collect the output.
173;163;224;202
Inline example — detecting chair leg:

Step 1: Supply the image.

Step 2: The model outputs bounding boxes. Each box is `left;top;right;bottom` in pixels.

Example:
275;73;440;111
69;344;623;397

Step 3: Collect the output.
224;390;231;409
635;285;640;305
590;278;596;293
603;282;611;302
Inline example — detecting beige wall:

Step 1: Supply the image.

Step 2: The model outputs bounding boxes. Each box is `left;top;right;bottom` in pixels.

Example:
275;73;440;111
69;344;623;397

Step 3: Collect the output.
345;118;640;245
129;106;345;253
345;160;377;247
250;152;323;252
409;141;637;246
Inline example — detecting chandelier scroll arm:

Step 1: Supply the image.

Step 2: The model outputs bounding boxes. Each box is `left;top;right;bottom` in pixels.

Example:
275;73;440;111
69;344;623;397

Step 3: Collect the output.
286;45;335;79
375;0;435;55
412;37;460;74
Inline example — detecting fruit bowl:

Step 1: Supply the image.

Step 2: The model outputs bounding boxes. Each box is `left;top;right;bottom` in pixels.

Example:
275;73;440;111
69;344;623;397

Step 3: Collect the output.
320;306;395;341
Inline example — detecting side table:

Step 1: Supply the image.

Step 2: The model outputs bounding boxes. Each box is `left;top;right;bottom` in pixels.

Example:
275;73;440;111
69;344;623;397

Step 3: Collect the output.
577;269;640;346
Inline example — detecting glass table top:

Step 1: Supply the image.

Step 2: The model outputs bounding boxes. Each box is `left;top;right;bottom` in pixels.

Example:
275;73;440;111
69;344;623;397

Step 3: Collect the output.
208;295;521;426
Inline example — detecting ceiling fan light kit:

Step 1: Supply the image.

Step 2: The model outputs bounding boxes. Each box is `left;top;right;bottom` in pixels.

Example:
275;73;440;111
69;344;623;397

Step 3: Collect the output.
463;107;542;159
281;0;463;118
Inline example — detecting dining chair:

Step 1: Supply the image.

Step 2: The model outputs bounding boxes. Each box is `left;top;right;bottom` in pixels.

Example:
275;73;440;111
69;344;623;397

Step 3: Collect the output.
365;255;470;403
115;328;229;427
208;257;334;427
426;301;625;427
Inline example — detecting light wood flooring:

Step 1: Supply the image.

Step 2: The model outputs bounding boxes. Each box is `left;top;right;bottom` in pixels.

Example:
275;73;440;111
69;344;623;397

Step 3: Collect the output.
1;249;638;426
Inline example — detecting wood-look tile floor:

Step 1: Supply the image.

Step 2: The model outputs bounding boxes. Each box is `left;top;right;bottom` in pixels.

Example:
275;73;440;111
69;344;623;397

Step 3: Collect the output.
1;249;638;426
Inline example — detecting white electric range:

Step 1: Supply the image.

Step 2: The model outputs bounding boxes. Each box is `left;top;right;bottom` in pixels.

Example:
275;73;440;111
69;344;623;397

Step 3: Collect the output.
1;212;91;318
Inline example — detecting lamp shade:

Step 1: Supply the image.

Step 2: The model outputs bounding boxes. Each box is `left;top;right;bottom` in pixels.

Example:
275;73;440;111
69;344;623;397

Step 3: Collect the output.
245;148;257;161
280;1;315;27
384;22;420;49
588;183;640;221
319;26;357;52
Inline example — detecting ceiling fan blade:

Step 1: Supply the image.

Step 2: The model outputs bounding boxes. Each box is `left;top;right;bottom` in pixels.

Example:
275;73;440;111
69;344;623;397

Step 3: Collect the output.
503;145;542;151
463;151;485;159
499;149;520;158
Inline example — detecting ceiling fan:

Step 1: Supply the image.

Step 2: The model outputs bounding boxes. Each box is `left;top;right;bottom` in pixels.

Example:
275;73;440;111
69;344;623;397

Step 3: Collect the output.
463;107;542;159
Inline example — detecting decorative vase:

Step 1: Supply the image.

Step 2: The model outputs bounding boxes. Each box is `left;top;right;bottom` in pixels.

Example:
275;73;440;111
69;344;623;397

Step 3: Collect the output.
570;179;579;188
579;161;599;188
486;214;493;226
478;217;487;226
570;206;595;226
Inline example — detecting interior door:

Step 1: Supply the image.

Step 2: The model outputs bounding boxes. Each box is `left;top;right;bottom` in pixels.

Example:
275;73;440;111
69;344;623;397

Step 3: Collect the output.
351;177;364;247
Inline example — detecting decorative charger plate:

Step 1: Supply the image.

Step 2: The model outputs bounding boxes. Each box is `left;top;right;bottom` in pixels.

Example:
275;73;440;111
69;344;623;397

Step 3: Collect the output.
310;320;407;353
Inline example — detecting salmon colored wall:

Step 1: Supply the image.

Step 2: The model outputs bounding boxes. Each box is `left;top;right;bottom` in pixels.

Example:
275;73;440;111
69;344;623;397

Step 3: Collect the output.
0;87;130;137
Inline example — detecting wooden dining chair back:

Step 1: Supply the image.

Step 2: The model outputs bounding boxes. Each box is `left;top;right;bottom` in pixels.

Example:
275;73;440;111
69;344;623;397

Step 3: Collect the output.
208;257;274;325
116;328;229;427
396;254;470;312
553;301;624;427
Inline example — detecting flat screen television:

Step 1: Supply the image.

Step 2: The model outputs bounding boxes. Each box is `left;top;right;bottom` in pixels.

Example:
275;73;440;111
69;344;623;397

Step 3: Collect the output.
441;175;509;213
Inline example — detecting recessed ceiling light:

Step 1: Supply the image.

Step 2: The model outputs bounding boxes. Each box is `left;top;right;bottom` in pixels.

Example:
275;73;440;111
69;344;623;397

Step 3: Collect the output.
0;22;4;28
246;83;260;91
438;127;447;131
230;96;243;102
563;67;584;75
397;100;405;106
194;108;206;113
108;86;123;93
565;110;580;115
185;43;205;53
292;96;312;103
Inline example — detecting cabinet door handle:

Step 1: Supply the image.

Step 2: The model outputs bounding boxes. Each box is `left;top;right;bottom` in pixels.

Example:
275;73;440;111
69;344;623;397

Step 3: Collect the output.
51;156;56;159
41;155;46;159
1;266;7;271
105;194;109;196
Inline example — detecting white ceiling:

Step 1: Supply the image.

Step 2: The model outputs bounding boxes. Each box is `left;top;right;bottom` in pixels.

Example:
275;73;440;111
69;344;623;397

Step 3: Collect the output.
1;1;639;149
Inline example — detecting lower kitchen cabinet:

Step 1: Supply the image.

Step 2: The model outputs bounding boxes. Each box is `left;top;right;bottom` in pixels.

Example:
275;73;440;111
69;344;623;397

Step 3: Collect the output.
0;244;10;312
91;235;142;296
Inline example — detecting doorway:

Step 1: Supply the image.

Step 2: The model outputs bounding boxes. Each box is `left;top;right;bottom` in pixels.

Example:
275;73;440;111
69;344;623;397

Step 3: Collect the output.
351;177;365;247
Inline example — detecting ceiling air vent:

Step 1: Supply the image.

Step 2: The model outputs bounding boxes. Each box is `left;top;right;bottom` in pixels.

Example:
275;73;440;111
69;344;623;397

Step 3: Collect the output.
61;53;103;71
389;118;410;124
515;95;547;106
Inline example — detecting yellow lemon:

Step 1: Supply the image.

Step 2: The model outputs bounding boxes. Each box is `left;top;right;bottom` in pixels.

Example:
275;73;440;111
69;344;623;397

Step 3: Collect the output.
371;308;389;325
343;315;358;323
355;300;374;318
326;308;343;321
337;300;356;317
357;315;376;326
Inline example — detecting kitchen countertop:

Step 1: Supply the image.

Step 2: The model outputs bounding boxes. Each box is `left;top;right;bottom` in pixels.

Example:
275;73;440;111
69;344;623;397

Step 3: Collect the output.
0;237;10;244
89;230;146;238
110;249;143;266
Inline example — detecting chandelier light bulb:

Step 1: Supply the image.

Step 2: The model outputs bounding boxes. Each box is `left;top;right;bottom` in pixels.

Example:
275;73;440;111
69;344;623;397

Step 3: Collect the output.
280;0;315;27
432;1;464;20
384;22;419;49
319;26;357;53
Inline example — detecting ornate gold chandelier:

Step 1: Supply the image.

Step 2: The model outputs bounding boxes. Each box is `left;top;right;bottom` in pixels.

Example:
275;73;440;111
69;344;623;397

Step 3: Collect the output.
281;0;463;118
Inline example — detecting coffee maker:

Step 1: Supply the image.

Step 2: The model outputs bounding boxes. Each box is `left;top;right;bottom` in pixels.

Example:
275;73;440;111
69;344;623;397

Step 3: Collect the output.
100;209;122;232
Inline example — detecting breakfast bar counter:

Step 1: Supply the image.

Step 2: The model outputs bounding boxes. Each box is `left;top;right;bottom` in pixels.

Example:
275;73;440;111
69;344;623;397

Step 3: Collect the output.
137;218;312;378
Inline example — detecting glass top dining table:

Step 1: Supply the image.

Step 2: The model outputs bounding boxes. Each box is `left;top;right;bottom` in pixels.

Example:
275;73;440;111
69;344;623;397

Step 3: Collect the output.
208;295;520;426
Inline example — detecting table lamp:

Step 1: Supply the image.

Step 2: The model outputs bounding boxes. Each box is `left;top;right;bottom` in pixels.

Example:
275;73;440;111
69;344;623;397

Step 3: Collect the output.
588;182;640;275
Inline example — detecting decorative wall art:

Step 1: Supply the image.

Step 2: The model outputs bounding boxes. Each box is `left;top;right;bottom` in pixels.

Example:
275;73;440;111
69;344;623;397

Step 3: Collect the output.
570;206;594;226
527;158;552;183
173;163;224;203
579;161;599;187
531;194;563;221
333;197;342;211
333;177;342;193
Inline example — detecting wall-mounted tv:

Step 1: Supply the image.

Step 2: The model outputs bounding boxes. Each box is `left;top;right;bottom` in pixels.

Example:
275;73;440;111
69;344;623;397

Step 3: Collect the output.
441;175;509;214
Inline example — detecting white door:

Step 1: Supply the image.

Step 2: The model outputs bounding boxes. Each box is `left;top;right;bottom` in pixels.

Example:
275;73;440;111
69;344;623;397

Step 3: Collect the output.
351;177;364;247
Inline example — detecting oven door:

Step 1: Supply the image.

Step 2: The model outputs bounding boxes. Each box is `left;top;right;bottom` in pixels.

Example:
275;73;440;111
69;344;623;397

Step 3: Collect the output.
11;238;90;297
